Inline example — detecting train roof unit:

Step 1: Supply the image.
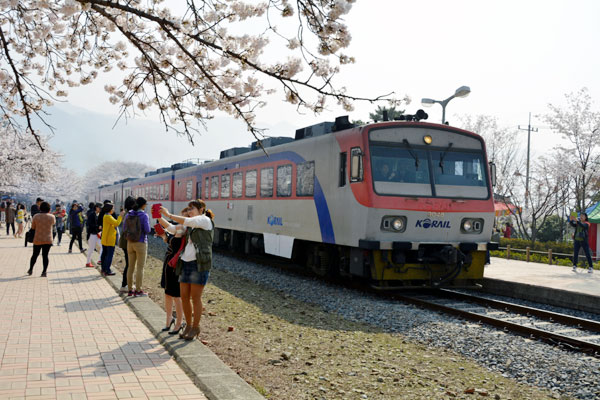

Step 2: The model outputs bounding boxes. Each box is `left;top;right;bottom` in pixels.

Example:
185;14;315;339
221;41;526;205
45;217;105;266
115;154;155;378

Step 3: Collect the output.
219;147;251;159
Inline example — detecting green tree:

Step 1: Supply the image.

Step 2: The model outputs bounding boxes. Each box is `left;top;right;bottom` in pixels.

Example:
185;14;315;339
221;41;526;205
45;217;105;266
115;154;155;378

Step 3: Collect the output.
369;106;404;122
536;214;565;243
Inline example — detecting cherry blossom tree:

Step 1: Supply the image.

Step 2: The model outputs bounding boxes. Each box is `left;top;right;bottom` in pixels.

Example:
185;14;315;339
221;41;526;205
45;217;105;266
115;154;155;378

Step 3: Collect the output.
82;160;153;196
1;0;397;150
544;88;600;212
0;130;62;194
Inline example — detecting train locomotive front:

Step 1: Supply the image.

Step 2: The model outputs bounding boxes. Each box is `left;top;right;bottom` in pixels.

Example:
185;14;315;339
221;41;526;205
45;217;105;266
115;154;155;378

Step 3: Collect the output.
329;119;496;288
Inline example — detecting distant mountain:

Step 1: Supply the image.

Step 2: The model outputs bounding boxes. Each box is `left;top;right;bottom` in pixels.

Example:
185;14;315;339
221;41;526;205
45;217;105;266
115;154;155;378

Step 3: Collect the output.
43;104;297;174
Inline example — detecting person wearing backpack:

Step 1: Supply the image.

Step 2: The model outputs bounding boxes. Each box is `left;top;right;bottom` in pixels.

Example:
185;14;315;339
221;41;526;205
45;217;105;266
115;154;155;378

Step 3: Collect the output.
158;200;215;341
125;197;151;297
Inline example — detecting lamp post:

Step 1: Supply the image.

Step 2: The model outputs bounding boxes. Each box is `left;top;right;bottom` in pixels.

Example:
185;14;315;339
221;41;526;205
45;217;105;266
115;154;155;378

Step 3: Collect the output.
421;86;471;124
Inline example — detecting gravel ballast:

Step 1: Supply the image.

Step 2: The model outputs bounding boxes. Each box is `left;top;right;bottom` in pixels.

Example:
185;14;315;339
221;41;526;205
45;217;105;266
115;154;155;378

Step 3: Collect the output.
114;237;599;399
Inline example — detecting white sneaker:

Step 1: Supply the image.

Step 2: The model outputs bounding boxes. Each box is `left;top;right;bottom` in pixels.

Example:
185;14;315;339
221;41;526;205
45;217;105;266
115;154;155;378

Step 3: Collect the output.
588;268;594;274
119;286;128;293
572;265;578;272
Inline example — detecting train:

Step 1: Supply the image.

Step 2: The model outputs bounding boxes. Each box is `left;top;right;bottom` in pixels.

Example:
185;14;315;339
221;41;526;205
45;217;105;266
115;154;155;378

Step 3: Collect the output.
88;111;498;289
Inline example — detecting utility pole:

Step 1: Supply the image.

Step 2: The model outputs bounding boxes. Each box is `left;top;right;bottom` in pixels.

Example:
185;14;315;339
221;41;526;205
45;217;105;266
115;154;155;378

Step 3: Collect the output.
518;112;538;207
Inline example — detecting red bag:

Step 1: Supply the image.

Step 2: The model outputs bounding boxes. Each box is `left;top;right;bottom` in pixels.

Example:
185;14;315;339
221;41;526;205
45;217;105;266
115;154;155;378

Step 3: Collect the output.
151;203;162;219
154;223;165;235
167;236;186;268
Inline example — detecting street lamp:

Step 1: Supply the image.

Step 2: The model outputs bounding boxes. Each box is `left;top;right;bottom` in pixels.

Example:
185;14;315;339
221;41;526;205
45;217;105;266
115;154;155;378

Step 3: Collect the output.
421;86;471;124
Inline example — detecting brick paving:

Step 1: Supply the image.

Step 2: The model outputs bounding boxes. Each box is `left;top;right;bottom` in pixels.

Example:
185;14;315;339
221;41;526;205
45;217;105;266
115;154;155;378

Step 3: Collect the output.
0;236;208;400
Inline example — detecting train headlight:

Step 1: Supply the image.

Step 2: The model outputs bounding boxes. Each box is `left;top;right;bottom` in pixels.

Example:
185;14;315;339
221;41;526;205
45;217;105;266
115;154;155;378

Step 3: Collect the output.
462;220;472;232
461;218;484;234
392;218;404;231
423;135;433;145
381;216;407;232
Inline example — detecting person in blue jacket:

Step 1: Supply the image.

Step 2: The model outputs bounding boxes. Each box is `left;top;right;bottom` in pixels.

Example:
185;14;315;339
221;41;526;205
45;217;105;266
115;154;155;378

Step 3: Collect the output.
68;202;86;253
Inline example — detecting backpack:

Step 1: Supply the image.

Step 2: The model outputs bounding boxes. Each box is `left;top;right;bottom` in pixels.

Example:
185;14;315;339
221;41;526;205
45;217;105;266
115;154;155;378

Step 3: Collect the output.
124;214;142;241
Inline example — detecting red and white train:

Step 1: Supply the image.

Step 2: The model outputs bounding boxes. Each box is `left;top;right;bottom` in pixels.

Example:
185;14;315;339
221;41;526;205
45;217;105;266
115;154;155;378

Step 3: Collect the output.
88;112;497;288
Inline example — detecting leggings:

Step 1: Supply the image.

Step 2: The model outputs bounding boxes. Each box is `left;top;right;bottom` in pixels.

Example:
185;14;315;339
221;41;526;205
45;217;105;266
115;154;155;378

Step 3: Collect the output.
69;227;83;251
30;244;52;273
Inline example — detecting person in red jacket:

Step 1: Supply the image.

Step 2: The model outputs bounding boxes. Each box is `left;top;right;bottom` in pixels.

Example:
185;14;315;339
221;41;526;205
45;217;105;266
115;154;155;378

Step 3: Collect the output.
502;222;512;239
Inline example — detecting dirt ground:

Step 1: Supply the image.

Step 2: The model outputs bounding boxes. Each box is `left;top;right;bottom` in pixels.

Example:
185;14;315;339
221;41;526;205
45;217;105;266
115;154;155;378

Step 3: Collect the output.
110;247;557;400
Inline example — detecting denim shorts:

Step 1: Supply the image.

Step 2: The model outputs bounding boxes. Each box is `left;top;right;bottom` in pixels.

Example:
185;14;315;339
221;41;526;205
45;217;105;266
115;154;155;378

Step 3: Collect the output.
179;260;210;285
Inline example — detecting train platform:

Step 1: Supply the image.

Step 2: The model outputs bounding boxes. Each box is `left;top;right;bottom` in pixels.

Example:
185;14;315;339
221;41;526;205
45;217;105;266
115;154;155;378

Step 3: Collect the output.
0;235;263;400
483;256;600;315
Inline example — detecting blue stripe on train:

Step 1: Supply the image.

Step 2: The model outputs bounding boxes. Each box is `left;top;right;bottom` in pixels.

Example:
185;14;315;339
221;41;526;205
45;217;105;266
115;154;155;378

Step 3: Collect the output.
189;151;336;244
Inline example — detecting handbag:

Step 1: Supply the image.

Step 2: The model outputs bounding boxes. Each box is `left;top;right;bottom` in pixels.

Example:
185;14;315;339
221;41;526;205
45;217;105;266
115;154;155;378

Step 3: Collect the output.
26;229;35;243
167;237;186;268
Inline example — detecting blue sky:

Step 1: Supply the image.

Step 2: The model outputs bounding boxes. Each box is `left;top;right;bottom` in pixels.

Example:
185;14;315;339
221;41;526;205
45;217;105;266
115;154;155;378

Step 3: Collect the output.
46;0;600;173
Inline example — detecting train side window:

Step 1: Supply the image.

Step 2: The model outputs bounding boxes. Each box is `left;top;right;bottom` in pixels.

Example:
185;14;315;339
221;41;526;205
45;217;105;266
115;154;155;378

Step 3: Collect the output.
211;176;219;199
232;172;243;198
339;152;347;187
165;185;169;200
261;167;273;197
196;181;202;199
350;147;363;182
245;170;257;197
296;161;315;197
186;180;193;200
277;164;292;197
204;177;210;199
221;174;231;198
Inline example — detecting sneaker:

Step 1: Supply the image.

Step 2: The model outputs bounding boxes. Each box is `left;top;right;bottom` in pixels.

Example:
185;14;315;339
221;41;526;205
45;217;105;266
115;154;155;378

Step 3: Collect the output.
134;290;147;297
127;290;135;297
97;260;102;265
105;270;116;276
589;268;594;274
119;286;129;293
85;263;94;268
572;265;577;272
80;248;86;253
68;249;72;253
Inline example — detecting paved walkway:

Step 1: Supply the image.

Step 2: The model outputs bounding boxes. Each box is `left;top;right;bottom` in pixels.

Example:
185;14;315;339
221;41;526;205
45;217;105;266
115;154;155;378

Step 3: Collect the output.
0;236;208;400
487;256;600;297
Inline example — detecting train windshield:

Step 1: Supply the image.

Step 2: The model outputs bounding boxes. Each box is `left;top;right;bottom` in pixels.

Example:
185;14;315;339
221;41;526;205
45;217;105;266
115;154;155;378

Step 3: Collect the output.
370;145;489;199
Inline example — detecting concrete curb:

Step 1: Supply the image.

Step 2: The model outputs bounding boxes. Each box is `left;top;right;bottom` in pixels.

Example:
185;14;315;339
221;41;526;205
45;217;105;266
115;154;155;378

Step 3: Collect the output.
98;263;264;400
483;277;600;314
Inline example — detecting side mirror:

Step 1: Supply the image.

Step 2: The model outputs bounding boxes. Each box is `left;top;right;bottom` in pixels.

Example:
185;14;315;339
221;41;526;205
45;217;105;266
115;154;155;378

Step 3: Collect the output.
489;162;497;187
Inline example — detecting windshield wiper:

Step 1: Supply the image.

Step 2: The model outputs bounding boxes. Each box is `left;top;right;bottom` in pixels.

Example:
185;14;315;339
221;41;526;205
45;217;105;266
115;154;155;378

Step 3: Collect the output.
402;139;419;170
438;142;453;173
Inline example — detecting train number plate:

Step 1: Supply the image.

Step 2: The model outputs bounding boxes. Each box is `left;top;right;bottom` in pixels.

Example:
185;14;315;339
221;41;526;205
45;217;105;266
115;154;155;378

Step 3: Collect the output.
428;212;445;218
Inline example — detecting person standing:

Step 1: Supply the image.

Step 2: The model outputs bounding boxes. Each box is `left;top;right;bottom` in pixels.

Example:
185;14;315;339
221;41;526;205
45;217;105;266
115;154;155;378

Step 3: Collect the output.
85;203;102;268
159;200;214;341
28;201;55;277
156;207;189;335
118;196;136;293
16;203;25;238
68;203;85;253
125;197;151;297
100;203;124;276
5;201;16;237
570;212;594;273
25;198;43;247
52;204;66;246
502;222;512;239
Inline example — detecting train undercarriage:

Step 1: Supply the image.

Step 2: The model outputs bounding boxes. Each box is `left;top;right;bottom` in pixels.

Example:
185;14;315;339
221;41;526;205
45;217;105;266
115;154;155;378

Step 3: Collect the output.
213;228;486;289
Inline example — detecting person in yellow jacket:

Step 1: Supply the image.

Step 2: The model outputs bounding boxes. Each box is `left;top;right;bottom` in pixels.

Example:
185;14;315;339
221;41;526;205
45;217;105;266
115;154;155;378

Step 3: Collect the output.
100;203;124;276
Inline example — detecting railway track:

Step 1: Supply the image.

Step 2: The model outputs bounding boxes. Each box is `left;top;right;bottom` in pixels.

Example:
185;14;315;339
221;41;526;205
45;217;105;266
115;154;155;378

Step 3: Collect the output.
393;289;600;355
